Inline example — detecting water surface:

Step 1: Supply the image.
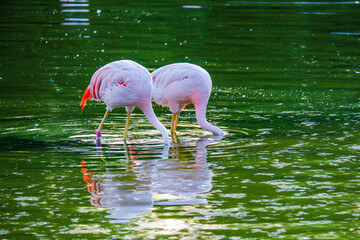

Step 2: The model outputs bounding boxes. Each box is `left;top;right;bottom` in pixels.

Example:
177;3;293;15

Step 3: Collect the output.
0;0;359;239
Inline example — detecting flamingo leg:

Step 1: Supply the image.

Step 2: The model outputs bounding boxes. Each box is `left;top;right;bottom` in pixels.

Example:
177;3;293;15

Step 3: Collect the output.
173;112;180;132
171;131;179;143
97;109;110;138
124;112;131;140
170;112;176;133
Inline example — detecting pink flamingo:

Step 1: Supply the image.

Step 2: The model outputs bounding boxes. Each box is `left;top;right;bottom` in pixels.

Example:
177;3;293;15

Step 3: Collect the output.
151;63;224;135
80;60;169;144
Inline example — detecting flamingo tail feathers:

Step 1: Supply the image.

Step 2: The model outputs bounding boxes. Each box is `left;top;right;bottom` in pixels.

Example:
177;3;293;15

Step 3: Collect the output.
80;87;92;114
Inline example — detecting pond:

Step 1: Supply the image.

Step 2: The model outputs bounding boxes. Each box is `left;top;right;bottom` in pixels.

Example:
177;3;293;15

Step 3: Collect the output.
0;0;359;239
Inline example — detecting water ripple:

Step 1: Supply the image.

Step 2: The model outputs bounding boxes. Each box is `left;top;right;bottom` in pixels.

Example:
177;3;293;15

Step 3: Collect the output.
228;1;360;5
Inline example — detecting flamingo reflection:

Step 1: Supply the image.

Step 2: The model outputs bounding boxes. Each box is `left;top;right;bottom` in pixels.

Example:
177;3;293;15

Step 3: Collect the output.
81;135;223;223
80;146;160;223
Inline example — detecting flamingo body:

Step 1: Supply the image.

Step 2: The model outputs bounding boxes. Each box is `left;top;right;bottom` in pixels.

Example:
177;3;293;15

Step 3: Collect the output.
151;63;223;135
80;60;169;144
82;60;150;110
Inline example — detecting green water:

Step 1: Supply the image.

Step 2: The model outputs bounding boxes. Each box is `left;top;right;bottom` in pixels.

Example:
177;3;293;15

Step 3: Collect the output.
1;0;359;239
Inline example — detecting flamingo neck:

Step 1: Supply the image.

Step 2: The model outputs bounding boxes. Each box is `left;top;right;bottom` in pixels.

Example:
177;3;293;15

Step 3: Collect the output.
138;102;169;145
195;102;224;135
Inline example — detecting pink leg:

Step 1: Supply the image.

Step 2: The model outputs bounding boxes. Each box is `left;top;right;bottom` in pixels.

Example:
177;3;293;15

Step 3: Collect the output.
96;131;102;138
